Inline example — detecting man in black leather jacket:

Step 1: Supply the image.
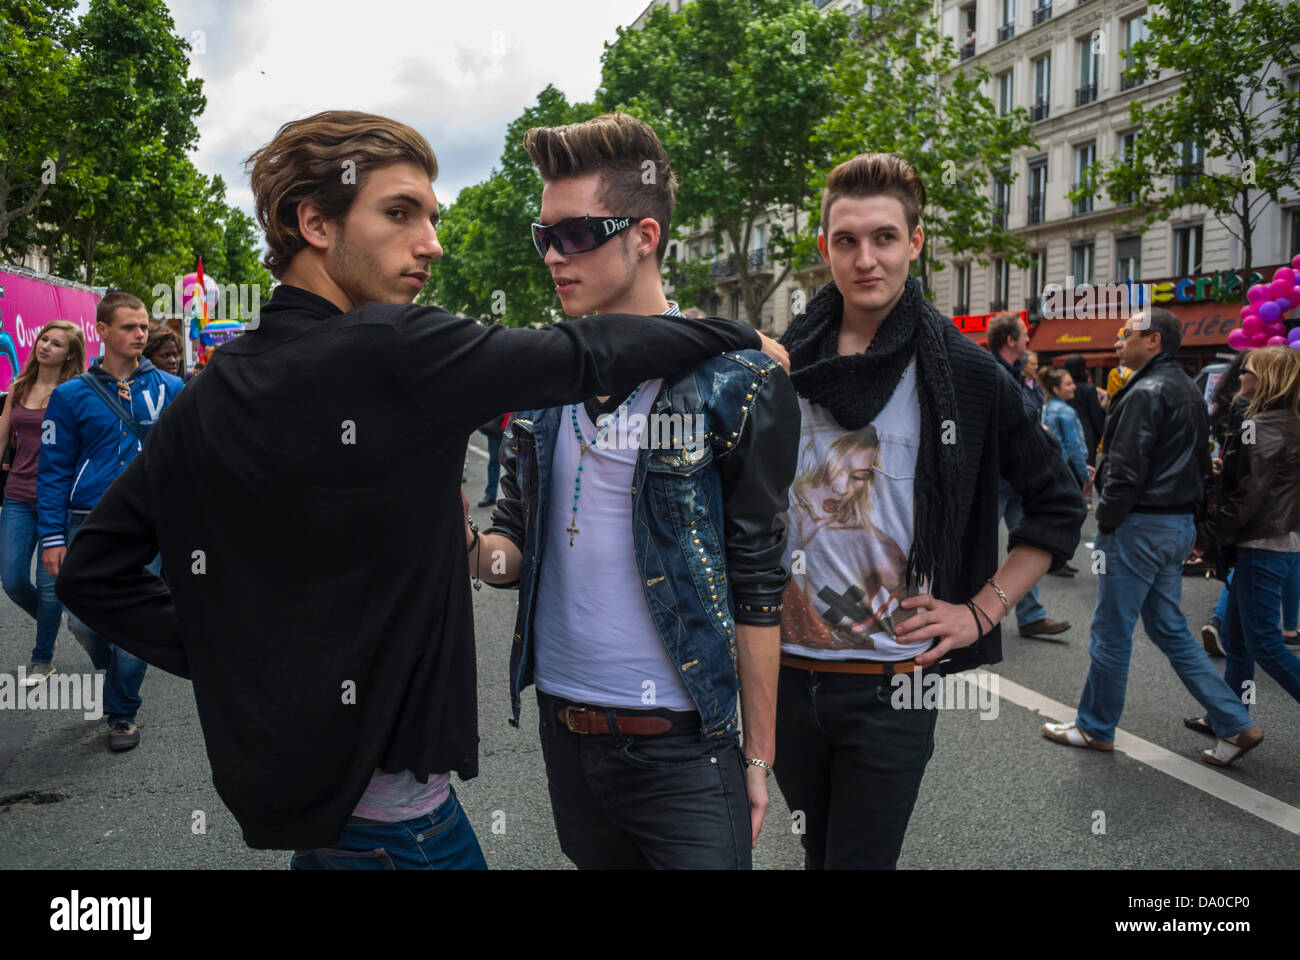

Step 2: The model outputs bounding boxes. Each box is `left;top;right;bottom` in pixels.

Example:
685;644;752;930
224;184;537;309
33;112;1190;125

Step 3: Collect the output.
1044;308;1263;766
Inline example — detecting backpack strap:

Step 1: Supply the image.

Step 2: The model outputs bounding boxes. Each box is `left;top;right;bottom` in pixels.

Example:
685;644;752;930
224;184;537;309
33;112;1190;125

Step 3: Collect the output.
79;372;149;443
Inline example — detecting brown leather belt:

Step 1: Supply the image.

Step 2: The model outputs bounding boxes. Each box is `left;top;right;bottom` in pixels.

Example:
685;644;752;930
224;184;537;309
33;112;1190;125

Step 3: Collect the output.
780;653;923;675
556;705;675;736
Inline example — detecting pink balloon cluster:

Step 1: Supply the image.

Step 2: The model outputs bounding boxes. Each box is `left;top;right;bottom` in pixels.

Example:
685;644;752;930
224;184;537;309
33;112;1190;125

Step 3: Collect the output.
1228;255;1300;351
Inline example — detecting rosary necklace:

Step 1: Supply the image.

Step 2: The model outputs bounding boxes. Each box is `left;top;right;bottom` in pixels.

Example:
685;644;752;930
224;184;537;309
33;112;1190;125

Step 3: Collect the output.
565;387;640;547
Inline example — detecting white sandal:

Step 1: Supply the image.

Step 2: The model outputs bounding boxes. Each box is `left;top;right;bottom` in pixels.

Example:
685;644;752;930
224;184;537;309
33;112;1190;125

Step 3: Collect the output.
1201;726;1263;766
1042;720;1114;751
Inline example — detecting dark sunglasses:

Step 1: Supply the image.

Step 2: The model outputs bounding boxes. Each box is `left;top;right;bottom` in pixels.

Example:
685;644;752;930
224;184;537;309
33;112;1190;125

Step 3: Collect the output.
531;215;639;258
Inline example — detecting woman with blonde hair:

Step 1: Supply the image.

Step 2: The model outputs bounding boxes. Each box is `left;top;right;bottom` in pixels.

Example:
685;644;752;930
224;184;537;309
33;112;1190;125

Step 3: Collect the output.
1192;346;1300;758
0;320;86;686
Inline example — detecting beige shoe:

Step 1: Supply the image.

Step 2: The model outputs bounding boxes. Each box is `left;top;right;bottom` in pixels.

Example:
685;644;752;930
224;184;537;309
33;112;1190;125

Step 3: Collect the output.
1201;726;1263;767
1042;720;1114;751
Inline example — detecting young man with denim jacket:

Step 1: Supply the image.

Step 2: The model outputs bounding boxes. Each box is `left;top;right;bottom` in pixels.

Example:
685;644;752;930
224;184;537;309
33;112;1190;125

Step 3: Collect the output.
471;114;800;869
38;290;184;751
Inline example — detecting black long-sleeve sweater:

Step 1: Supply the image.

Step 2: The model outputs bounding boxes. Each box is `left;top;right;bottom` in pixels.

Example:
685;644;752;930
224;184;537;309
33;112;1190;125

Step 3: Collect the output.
54;284;760;850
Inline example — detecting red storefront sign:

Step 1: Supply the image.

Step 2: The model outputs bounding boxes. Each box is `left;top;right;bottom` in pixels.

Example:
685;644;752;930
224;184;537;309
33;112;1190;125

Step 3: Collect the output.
950;309;1026;343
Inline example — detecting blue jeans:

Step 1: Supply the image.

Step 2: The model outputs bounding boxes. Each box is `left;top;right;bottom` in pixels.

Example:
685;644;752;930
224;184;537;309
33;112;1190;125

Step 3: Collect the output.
289;787;487;870
998;494;1049;626
484;431;502;499
0;498;62;663
1212;560;1298;631
1222;548;1300;706
65;511;160;727
1077;513;1254;742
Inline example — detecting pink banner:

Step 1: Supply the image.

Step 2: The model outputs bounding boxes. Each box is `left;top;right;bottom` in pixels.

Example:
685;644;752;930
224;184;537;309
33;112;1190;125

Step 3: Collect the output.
0;270;102;392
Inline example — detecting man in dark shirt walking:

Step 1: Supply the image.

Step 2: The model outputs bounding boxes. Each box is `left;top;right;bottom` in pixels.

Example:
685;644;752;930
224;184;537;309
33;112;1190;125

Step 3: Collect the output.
53;110;778;868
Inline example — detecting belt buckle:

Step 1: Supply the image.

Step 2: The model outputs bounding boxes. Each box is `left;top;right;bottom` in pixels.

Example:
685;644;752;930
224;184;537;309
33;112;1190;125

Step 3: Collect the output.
561;705;589;734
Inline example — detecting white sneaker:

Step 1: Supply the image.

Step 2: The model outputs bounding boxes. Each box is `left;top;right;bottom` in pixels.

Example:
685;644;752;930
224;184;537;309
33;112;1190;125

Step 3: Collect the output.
1042;720;1114;751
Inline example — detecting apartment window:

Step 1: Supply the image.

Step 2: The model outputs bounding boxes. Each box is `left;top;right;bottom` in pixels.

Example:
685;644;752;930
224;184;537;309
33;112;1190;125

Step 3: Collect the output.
1032;55;1051;121
1027;249;1047;314
955;263;971;313
1072;241;1095;285
1076;37;1099;106
1119;129;1140;204
1122;14;1148;89
999;0;1016;42
1028;157;1047;223
1073;142;1096;215
960;3;977;59
1173;223;1203;275
1033;0;1052;25
998;70;1014;116
993;167;1011;228
1116;235;1141;282
668;243;678;261
992;258;1011;311
730;290;741;320
1292;209;1300;259
1175;139;1205;188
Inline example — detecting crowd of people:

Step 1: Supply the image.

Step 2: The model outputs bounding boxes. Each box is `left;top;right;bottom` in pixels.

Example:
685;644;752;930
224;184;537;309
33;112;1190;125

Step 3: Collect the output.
2;107;1296;871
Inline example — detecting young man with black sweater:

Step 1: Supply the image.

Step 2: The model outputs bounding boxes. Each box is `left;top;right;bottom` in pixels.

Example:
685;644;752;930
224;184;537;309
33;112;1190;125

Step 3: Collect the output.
471;114;799;869
52;110;779;869
775;153;1085;869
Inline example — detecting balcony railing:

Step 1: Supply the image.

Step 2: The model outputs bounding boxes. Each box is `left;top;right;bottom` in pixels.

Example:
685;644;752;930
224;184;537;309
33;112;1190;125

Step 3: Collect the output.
1120;72;1143;90
747;248;769;271
709;254;737;279
959;42;976;60
998;22;1015;42
1072;182;1093;215
1033;3;1052;24
1027;191;1045;224
1031;100;1050;122
1076;82;1097;106
954;303;970;316
990;299;1008;312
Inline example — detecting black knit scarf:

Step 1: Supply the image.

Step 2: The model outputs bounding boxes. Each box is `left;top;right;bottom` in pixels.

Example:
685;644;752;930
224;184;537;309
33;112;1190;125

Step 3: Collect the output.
781;274;962;591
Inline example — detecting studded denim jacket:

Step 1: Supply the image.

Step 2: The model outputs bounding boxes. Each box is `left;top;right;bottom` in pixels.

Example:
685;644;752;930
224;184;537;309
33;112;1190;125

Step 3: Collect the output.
486;349;800;738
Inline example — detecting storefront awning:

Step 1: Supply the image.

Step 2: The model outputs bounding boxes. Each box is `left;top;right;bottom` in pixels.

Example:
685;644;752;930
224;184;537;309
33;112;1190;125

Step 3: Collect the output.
1030;303;1239;354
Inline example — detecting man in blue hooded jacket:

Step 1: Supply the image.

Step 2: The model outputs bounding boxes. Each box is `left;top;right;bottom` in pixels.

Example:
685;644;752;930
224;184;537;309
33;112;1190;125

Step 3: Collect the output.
38;290;184;751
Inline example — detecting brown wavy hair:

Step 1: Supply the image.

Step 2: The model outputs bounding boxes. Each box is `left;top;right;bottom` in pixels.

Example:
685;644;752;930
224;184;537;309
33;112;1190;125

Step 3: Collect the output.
245;111;438;278
10;320;85;406
144;322;182;361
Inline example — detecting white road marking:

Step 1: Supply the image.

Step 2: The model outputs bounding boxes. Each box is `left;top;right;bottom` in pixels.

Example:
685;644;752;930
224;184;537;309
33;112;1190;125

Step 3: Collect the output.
466;444;489;460
956;670;1300;836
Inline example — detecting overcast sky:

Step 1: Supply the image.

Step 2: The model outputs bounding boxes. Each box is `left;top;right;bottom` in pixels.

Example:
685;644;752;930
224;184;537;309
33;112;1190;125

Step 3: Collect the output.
149;0;653;215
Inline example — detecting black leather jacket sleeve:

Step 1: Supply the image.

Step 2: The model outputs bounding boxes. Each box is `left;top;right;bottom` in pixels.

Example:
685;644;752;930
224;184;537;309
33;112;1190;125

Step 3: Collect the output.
716;367;801;626
1095;385;1160;531
484;425;526;588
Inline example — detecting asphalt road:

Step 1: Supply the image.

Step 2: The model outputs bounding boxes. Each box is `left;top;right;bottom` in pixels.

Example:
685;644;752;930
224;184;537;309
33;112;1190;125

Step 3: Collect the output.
2;433;1297;869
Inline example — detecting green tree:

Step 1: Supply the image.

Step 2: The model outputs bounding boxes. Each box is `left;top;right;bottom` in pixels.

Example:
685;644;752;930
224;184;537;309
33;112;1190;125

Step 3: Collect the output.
0;0;79;252
599;0;857;327
598;0;1034;324
420;85;595;326
819;0;1039;290
1079;0;1300;294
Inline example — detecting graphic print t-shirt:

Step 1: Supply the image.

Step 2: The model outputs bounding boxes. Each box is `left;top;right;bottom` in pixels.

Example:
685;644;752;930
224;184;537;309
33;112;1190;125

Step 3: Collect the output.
780;359;928;661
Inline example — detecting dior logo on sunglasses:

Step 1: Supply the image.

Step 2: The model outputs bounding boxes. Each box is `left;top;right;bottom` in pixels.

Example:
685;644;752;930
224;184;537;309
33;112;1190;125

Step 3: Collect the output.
531;215;639;258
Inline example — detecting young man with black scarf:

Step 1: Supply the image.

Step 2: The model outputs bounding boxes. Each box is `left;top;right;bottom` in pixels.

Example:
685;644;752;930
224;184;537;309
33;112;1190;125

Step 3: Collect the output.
775;153;1085;869
51;110;781;869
